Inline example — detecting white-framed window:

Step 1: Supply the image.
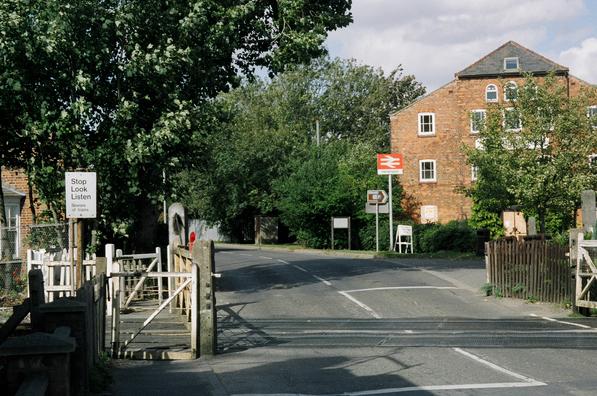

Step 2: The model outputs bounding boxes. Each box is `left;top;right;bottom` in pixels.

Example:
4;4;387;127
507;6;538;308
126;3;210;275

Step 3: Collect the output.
471;165;478;182
485;84;498;102
420;205;438;224
475;138;484;150
470;109;486;133
504;81;518;101
504;108;522;131
418;112;435;135
419;159;436;182
504;57;519;71
588;106;597;128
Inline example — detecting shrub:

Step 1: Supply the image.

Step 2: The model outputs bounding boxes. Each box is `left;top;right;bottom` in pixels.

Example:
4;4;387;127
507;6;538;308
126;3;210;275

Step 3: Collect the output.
414;221;476;253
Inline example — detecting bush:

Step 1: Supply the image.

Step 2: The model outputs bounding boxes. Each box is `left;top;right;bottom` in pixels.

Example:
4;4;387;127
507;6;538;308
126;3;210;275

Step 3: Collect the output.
414;221;476;253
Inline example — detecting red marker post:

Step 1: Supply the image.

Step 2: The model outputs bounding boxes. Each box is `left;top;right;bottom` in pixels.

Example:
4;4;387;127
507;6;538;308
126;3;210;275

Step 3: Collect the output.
189;231;196;251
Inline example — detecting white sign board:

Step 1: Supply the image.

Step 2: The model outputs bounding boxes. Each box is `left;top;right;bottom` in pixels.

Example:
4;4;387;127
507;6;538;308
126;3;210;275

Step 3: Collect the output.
397;225;413;236
65;172;97;218
333;217;349;229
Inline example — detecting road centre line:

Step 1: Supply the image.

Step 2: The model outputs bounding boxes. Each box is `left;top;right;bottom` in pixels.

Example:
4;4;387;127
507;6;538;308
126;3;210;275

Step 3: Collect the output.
277;259;289;264
453;347;546;385
239;253;253;257
338;291;382;319
529;313;592;329
342;286;458;293
292;264;309;273
259;256;273;260
312;275;332;286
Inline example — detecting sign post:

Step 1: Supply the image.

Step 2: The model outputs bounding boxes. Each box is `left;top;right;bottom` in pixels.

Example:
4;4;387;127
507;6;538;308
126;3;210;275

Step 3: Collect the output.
367;190;388;252
377;154;403;251
65;172;97;288
331;217;351;250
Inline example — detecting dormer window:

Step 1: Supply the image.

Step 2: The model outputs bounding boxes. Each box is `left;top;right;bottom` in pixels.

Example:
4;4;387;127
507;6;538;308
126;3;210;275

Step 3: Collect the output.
486;84;498;102
504;57;519;71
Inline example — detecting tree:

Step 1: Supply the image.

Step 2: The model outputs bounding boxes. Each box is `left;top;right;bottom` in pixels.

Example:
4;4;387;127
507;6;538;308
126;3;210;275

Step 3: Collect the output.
174;57;425;240
464;75;597;235
0;0;352;248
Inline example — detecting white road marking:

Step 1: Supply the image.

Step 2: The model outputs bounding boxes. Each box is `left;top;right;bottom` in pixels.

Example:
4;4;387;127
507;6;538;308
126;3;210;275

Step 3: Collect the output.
239;253;253;257
277;259;289;264
292;265;309;273
312;275;332;286
529;313;592;329
342;286;457;293
220;251;233;254
338;291;381;319
453;347;546;385
259;256;273;260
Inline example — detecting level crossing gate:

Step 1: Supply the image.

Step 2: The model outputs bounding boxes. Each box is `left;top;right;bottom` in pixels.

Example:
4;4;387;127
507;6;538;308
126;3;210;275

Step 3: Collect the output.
576;234;597;310
107;240;217;359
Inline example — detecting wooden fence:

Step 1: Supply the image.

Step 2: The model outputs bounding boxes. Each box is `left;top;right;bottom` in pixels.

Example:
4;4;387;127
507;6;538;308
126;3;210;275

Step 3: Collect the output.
485;239;573;303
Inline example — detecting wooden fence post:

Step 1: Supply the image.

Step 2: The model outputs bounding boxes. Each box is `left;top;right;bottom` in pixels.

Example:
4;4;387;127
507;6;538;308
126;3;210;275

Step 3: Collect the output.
105;244;115;313
111;292;120;358
28;269;45;331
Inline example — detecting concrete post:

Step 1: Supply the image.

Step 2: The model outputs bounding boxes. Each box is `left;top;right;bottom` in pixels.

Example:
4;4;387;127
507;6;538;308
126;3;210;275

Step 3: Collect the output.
581;190;596;235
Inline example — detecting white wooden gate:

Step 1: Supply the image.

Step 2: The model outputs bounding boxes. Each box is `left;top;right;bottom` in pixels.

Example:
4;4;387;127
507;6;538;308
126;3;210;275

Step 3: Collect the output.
576;234;597;309
27;248;97;301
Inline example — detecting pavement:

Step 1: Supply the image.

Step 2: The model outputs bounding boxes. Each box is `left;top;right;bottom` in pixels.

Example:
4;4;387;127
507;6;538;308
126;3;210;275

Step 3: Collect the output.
110;246;593;396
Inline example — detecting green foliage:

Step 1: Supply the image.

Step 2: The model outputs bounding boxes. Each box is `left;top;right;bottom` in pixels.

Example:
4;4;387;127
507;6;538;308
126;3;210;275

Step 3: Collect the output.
464;74;597;236
274;140;399;248
469;203;505;239
414;221;476;253
0;0;352;248
480;283;493;296
89;352;112;393
174;57;425;241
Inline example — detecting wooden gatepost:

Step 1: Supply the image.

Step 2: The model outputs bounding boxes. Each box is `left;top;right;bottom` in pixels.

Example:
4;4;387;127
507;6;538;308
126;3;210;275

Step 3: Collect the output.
169;240;217;358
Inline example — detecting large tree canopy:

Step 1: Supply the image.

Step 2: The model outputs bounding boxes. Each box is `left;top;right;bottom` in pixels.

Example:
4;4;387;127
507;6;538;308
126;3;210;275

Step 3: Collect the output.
464;75;597;235
0;0;352;247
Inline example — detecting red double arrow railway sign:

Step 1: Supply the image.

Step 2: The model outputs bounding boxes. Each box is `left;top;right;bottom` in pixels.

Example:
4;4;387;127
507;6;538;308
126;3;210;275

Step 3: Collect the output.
377;153;403;175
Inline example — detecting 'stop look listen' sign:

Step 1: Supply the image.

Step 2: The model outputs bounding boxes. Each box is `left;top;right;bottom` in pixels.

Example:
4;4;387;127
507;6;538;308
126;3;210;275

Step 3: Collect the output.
65;172;97;219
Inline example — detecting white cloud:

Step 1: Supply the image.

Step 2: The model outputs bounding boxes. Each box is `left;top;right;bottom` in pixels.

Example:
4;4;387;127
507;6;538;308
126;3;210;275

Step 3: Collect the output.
327;0;586;90
559;38;597;83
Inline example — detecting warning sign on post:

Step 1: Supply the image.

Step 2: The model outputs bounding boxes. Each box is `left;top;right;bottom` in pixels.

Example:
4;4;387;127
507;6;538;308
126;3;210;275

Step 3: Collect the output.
65;172;97;218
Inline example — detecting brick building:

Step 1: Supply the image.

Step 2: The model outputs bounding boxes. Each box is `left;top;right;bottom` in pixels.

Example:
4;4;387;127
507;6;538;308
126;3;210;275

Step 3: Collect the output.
390;41;596;224
1;168;38;259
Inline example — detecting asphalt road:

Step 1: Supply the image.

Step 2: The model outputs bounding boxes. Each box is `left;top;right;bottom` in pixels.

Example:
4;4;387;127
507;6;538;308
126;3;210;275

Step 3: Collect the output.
113;247;597;396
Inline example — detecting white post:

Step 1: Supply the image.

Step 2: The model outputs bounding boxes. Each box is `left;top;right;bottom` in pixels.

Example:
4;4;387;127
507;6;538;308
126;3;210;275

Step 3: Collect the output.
375;203;379;252
388;175;393;251
167;244;173;313
191;262;198;358
156;247;163;305
15;215;20;257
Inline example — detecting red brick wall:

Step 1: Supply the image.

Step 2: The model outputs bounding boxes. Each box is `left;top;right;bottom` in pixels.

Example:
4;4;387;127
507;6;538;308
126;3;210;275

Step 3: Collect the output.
391;74;592;224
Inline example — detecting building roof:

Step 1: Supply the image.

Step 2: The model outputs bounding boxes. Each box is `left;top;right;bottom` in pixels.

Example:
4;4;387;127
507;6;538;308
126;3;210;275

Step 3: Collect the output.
456;41;569;78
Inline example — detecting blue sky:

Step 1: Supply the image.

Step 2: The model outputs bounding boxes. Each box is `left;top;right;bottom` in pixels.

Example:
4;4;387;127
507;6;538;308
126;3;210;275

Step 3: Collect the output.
325;0;597;91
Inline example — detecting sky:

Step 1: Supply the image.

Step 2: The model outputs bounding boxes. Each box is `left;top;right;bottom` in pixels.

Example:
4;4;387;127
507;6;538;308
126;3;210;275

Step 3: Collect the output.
325;0;597;91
